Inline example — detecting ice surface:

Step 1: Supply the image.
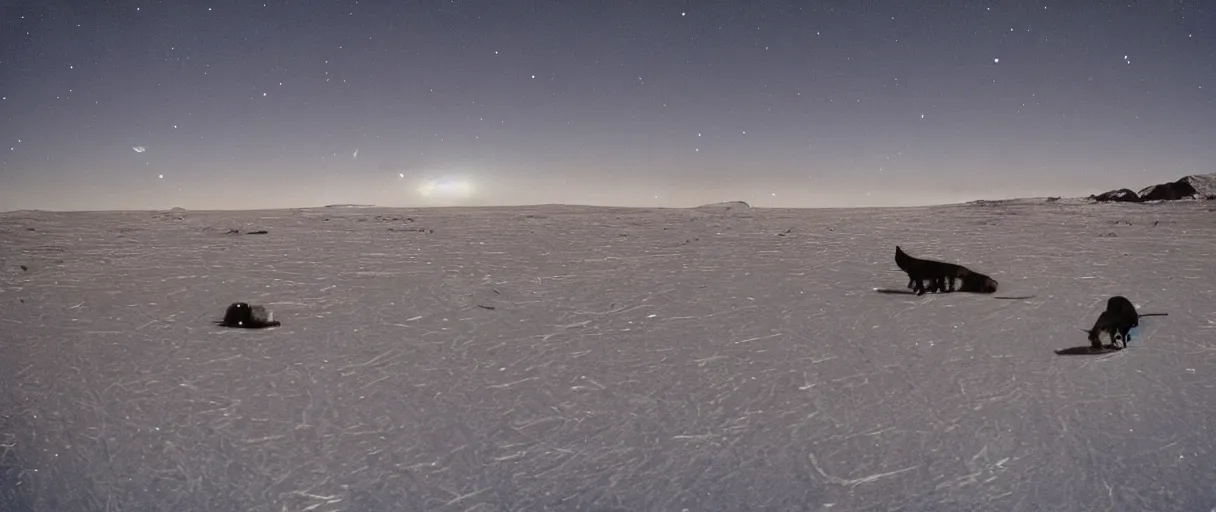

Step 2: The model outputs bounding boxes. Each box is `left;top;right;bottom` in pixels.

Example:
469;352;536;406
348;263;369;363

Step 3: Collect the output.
1;201;1215;511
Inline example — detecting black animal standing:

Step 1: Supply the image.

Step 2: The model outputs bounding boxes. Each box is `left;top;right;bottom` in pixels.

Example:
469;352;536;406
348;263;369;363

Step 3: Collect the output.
1083;295;1168;349
1084;310;1134;350
894;246;999;296
217;302;281;329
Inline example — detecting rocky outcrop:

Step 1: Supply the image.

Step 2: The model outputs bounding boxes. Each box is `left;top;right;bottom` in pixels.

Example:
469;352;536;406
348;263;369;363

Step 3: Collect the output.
1089;189;1142;203
1138;178;1198;201
1137;174;1216;201
1090;173;1216;203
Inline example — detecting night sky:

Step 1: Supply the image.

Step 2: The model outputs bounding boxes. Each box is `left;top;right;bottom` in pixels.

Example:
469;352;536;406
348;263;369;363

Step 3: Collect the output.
1;1;1213;211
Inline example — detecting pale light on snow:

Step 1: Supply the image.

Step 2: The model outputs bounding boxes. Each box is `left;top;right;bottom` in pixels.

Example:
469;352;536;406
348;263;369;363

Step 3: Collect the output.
2;198;1214;510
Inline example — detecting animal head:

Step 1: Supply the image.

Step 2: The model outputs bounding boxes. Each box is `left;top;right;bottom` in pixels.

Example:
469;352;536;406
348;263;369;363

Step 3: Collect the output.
978;276;998;293
959;273;999;294
894;246;912;267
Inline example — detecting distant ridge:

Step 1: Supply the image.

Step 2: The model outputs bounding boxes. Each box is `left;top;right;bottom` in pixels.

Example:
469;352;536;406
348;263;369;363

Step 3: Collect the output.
1090;173;1216;203
323;204;377;208
694;200;751;211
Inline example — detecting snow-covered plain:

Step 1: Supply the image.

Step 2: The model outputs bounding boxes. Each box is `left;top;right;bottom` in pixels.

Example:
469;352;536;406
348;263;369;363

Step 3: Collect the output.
2;200;1215;511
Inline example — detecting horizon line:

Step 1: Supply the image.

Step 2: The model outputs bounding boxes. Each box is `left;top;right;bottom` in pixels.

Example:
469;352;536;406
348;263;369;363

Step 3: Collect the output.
0;194;1099;215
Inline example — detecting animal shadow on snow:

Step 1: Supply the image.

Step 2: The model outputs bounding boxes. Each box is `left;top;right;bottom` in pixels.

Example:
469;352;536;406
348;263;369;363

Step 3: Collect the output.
873;288;918;295
1053;346;1122;356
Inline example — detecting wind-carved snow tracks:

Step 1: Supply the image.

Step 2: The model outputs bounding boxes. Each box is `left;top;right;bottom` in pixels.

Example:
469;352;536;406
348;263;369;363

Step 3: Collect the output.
2;202;1216;510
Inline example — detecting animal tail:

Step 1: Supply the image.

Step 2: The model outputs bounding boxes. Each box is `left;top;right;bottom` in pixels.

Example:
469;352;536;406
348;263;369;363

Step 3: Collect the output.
993;294;1037;300
1139;312;1169;317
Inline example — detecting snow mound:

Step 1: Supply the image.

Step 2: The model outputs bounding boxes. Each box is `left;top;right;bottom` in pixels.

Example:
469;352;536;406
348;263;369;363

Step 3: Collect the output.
968;197;1065;206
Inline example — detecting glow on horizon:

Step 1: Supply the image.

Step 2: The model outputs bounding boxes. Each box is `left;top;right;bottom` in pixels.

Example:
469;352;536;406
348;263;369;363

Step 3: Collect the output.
416;178;475;202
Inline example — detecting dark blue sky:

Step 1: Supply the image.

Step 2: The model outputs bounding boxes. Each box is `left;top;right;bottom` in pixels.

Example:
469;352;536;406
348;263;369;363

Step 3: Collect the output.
1;1;1213;210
